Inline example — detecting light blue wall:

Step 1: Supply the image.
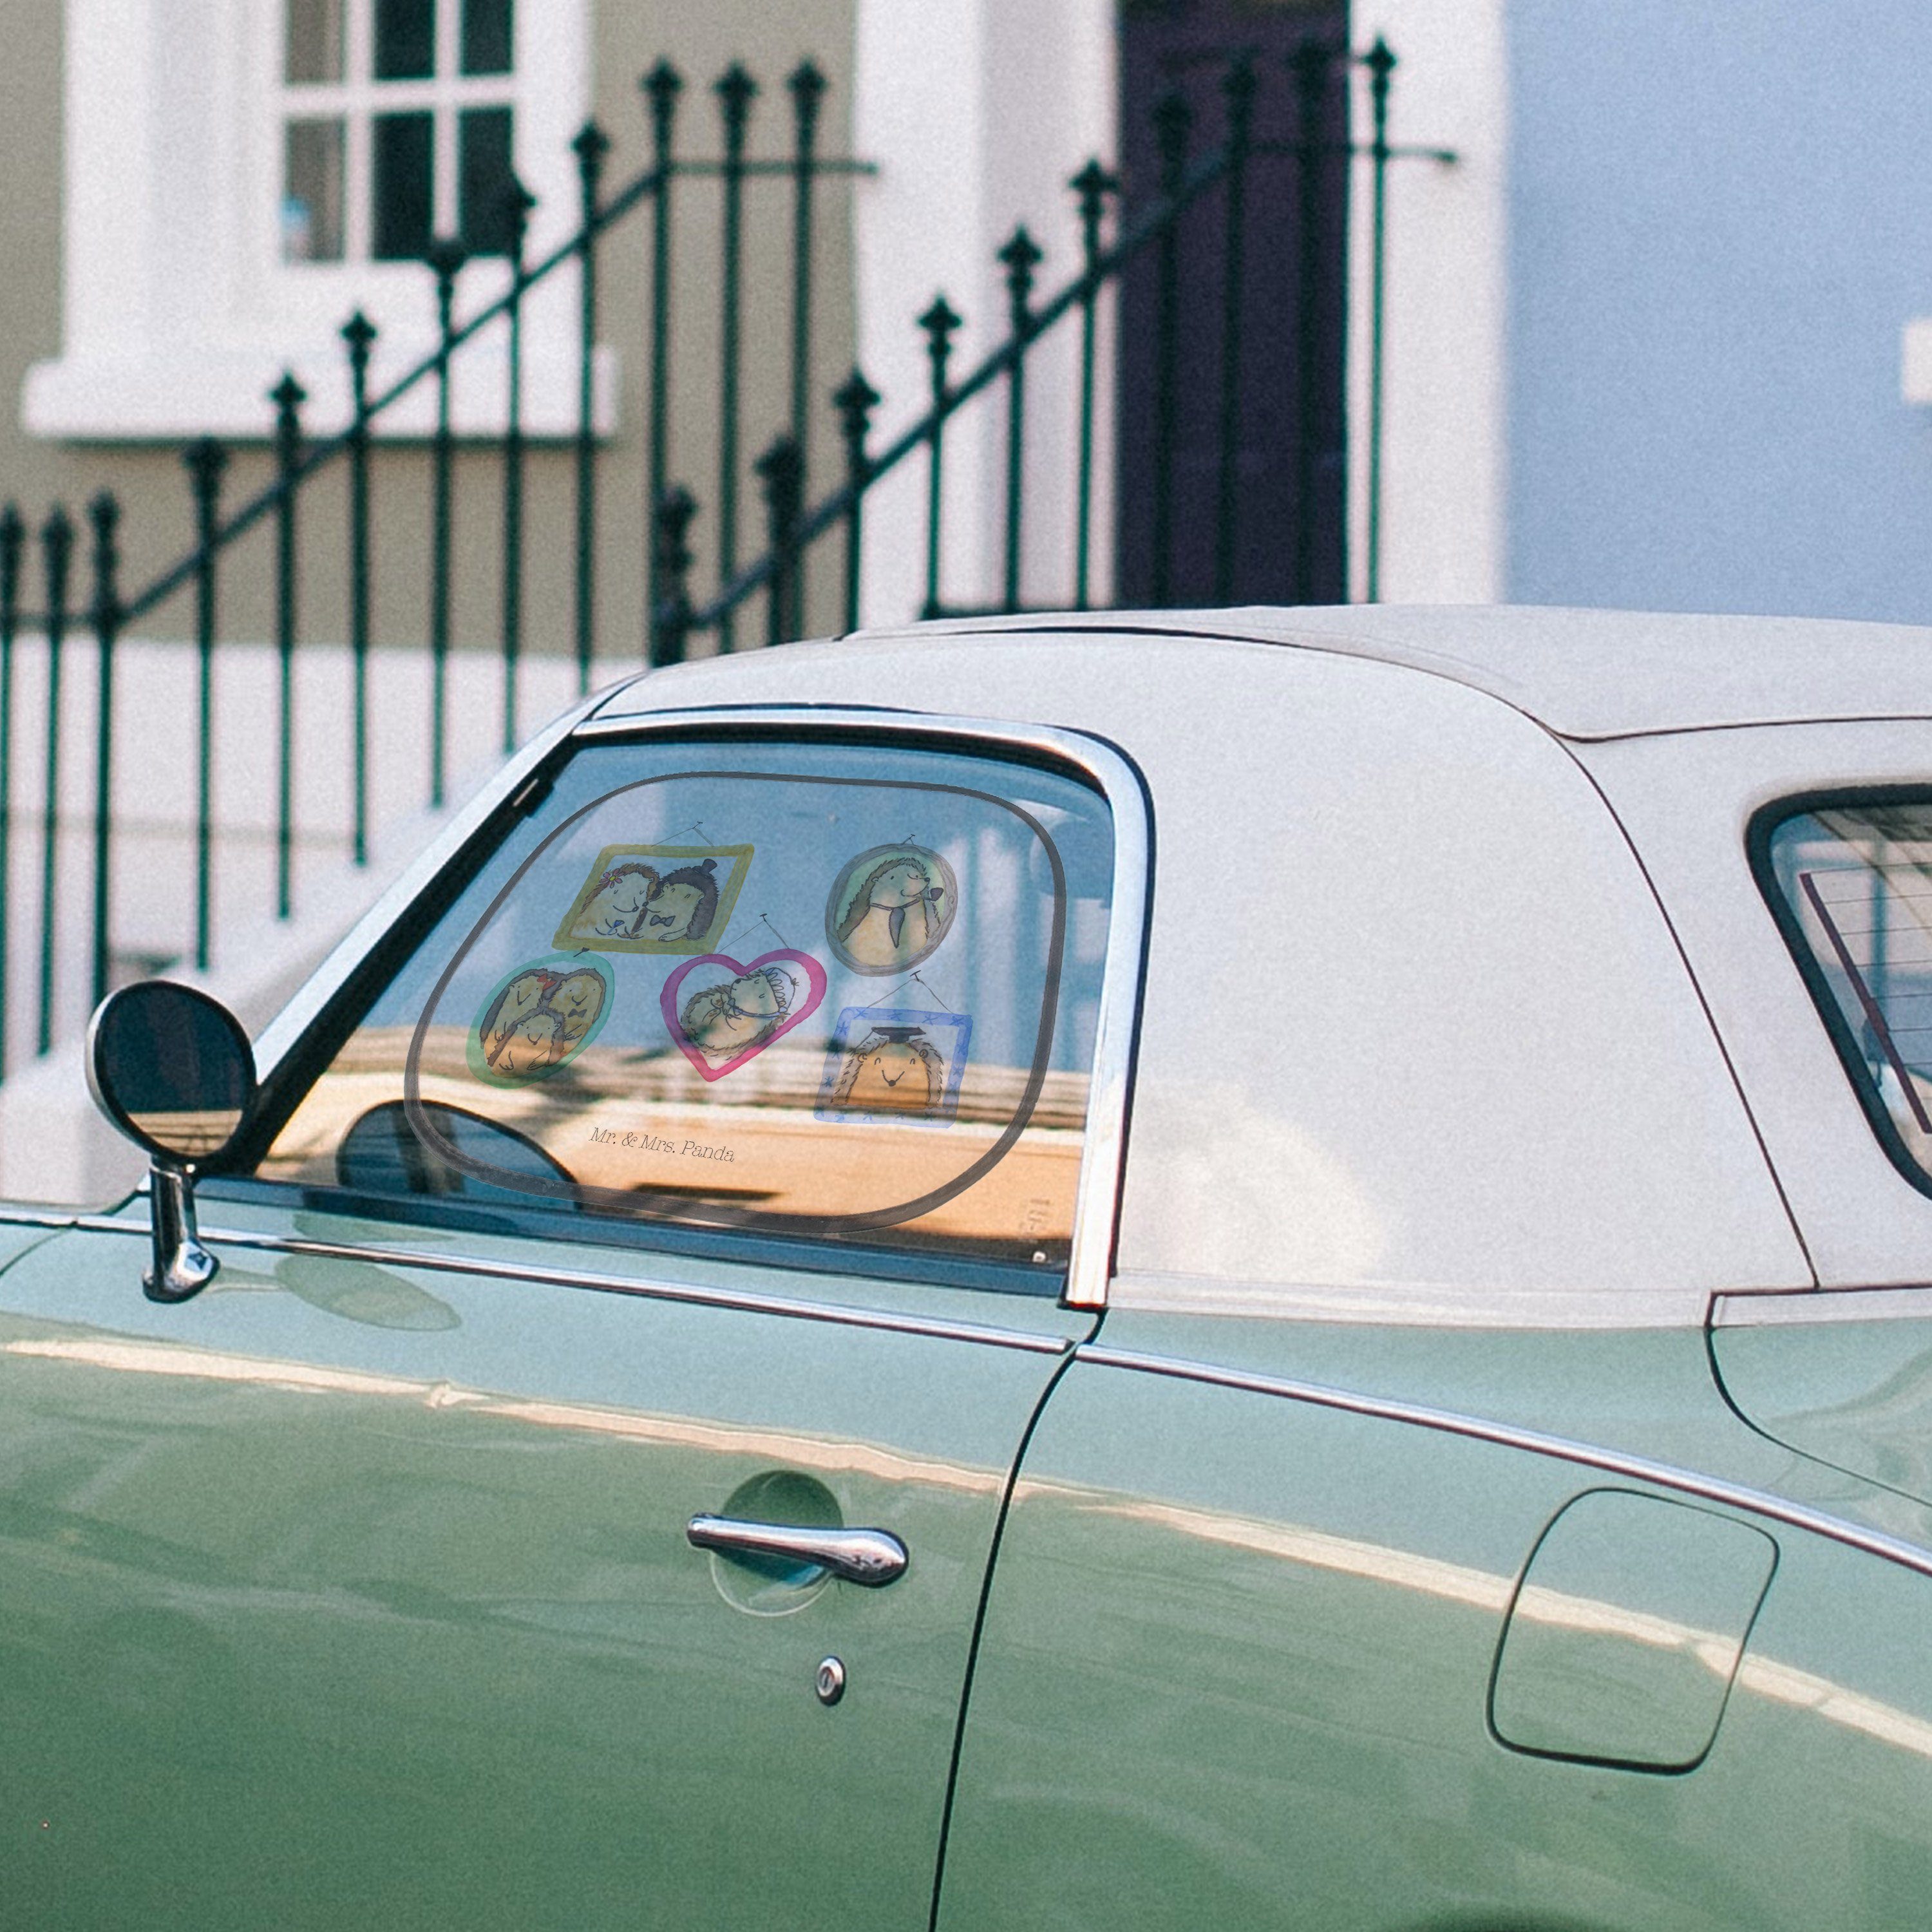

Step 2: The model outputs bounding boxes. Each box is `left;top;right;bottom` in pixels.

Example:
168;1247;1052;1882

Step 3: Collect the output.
1506;1;1932;621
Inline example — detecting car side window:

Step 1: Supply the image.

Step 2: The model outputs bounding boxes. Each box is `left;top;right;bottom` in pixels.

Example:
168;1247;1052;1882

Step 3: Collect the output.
1760;795;1932;1191
252;734;1116;1289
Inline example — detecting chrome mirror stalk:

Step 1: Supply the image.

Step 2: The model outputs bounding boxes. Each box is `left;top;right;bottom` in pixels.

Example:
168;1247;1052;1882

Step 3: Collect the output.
145;1164;218;1303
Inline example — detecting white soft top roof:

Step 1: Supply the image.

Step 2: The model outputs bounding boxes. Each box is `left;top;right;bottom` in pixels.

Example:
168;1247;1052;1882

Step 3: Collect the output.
746;605;1932;740
597;616;1821;1322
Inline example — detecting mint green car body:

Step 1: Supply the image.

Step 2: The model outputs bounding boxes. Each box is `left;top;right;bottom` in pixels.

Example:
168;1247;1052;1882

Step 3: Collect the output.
8;607;1932;1929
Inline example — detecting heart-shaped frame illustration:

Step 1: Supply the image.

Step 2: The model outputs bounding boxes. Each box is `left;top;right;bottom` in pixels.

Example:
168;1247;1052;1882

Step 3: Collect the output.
660;949;828;1082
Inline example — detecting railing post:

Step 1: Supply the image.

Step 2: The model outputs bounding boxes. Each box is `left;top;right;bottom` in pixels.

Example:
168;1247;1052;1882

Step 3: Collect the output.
998;225;1042;615
87;490;120;1011
1070;158;1116;612
650;486;697;668
270;370;306;921
918;294;961;620
342;309;375;866
641;61;683;664
36;505;71;1058
0;504;21;1077
500;176;535;753
788;62;828;473
755;435;804;649
425;237;466;808
1150;88;1191;608
833;367;880;633
572;118;611;693
184;436;228;974
1214;53;1257;605
714;62;758;654
1291;35;1332;605
1361;35;1396;605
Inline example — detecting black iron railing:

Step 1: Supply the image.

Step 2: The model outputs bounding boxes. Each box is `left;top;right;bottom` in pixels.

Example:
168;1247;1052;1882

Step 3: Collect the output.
0;41;1446;1081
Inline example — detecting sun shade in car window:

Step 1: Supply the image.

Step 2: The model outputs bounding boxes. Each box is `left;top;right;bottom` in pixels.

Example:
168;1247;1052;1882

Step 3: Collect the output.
256;738;1114;1282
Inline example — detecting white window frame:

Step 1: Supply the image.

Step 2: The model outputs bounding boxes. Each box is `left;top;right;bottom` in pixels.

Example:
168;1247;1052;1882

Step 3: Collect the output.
280;0;521;267
25;0;607;441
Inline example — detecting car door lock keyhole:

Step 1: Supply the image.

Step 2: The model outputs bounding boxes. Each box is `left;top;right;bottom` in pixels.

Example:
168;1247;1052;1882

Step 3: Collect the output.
815;1656;846;1706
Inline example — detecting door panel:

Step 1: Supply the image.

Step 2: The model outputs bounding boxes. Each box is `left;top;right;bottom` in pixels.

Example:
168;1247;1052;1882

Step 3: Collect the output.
937;1345;1932;1930
0;1208;1088;1931
1116;0;1350;605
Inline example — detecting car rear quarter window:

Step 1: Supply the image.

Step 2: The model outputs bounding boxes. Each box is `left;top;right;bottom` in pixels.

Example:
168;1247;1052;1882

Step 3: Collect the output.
1759;795;1932;1190
251;732;1117;1290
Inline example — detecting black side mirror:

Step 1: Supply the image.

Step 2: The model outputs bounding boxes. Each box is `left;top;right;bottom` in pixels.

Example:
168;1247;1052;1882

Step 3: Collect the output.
86;981;256;1302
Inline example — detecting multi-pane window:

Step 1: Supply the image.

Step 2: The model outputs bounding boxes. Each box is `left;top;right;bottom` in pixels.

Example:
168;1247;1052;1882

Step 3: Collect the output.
281;0;519;266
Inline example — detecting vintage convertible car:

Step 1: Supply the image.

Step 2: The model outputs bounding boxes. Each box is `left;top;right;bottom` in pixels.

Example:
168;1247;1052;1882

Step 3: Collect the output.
8;604;1932;1927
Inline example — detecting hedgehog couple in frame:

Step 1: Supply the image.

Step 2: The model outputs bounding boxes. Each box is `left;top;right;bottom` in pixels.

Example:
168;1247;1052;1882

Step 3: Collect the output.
475;963;609;1083
572;856;723;949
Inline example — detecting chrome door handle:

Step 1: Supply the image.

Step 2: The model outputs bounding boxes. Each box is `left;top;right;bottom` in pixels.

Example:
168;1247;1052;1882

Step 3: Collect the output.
687;1514;909;1587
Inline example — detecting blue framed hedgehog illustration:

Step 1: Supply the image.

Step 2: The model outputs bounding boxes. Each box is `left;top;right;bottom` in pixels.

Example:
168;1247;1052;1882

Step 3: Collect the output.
815;1007;972;1126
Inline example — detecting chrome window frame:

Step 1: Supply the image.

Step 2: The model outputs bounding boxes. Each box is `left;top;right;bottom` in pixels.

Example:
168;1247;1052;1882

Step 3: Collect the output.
1748;784;1932;1209
251;703;1150;1312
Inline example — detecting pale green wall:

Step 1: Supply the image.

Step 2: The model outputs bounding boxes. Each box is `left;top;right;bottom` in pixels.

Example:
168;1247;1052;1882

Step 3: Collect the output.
0;0;860;660
584;0;862;653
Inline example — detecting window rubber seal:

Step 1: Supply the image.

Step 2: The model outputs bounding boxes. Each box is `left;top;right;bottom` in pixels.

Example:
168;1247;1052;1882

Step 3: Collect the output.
1747;783;1932;1208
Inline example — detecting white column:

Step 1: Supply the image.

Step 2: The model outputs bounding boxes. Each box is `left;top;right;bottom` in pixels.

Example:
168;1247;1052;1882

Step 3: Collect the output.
1347;0;1509;603
61;0;166;363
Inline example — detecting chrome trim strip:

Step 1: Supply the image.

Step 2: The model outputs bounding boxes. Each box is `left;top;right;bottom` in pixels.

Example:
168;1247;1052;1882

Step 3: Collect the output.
1711;1285;1932;1327
75;1218;1073;1356
1076;1342;1932;1582
572;706;1151;1312
1114;1271;1707;1331
0;1208;79;1229
687;1514;909;1587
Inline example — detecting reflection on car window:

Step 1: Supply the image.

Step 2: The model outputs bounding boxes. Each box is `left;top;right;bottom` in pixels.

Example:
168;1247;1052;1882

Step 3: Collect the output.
258;737;1115;1280
1765;798;1932;1182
